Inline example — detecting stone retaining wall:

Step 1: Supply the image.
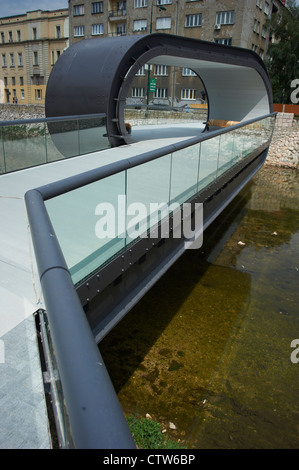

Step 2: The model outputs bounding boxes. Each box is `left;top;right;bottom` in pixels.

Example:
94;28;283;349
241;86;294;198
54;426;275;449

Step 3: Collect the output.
266;113;299;169
0;103;45;121
124;107;208;125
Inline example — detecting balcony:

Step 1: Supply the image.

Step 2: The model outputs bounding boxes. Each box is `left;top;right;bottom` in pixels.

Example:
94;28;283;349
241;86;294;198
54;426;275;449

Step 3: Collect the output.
108;9;127;20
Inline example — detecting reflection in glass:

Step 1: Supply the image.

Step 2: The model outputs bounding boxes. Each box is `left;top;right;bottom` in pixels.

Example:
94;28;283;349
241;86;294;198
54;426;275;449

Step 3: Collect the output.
44;115;275;287
198;136;220;190
0;127;5;174
46;172;126;285
0;115;110;173
126;155;171;244
217;133;234;177
2;122;47;172
170;144;200;205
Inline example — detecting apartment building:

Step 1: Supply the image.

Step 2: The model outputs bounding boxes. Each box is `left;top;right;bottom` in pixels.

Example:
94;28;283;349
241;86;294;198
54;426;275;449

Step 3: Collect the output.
68;0;284;109
70;0;286;53
0;9;69;105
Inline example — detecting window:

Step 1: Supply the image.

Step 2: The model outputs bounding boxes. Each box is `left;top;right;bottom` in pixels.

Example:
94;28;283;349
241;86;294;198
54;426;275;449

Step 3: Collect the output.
12;77;16;86
256;0;262;9
116;23;126;35
32;28;37;40
133;19;147;31
21;89;25;100
74;25;85;36
33;51;38;66
154;87;168;98
2;54;6;67
182;67;196;76
264;2;270;15
4;77;7;86
35;89;42;101
136;65;146;75
262;26;267;38
56;26;61;38
185;14;202;27
157;0;172;4
134;0;147;7
18;53;23;66
154;65;169;76
74;4;85;15
92;2;103;13
116;1;126;12
253;19;260;34
132;87;144;97
9;31;13;43
156;17;171;30
20;76;24;85
92;24;104;35
10;53;14;67
215;38;232;46
1;32;4;43
17;30;21;41
181;88;197;100
216;11;234;25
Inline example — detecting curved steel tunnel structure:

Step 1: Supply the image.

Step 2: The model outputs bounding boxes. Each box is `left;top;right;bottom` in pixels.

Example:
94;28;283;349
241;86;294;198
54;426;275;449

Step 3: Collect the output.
45;33;273;148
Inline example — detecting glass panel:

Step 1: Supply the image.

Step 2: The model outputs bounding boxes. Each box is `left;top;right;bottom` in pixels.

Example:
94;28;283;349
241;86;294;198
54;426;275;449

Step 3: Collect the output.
46;119;79;158
45;125;65;163
2;122;47;172
198;136;220;190
217;132;234;177
243;123;256;157
126;155;171;244
78;116;110;155
170;144;200;205
231;128;244;163
46;172;126;286
0;127;5;174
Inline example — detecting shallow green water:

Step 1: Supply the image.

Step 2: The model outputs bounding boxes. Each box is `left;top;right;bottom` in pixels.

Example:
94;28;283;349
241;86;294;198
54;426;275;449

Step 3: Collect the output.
100;166;299;449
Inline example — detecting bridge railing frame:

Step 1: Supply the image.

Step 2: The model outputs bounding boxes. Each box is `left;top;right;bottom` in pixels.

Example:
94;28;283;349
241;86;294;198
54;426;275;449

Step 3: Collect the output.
25;111;276;449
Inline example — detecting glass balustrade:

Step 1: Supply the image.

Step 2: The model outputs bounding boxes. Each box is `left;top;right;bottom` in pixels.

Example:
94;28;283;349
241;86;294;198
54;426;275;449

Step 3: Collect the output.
0;114;110;173
44;115;275;287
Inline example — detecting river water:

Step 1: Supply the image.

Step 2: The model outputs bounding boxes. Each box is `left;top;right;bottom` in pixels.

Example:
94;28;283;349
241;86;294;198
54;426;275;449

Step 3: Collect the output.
100;165;299;449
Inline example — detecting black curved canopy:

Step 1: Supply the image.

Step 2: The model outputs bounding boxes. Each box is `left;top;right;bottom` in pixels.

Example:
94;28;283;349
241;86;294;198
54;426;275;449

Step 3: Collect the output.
45;33;273;147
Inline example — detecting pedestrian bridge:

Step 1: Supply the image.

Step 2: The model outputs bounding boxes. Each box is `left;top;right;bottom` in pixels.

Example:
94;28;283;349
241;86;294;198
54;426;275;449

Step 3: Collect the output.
1;34;275;449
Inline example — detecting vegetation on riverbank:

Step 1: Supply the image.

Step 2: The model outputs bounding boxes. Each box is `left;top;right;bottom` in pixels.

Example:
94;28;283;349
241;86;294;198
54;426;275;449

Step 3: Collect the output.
126;415;187;449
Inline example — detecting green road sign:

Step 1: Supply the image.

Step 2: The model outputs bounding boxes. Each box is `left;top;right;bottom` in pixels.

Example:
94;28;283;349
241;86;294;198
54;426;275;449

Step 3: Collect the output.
149;78;156;92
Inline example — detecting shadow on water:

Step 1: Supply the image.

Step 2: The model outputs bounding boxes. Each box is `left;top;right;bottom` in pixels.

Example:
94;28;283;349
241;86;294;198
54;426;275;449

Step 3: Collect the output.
99;167;299;449
99;181;253;409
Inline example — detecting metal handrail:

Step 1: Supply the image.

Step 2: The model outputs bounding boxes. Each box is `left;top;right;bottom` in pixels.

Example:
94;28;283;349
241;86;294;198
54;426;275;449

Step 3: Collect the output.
34;112;276;201
25;111;276;448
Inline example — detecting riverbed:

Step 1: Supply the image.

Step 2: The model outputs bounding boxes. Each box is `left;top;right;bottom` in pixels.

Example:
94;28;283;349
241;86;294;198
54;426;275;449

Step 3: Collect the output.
99;165;299;449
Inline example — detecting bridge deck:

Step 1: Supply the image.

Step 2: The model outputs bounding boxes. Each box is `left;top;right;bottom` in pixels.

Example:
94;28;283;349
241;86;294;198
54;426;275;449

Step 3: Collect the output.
0;123;204;449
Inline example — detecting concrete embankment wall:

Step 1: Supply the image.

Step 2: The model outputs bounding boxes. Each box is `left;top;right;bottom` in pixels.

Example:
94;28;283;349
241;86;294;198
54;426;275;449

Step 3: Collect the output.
0;104;297;169
0;103;45;121
266;113;299;169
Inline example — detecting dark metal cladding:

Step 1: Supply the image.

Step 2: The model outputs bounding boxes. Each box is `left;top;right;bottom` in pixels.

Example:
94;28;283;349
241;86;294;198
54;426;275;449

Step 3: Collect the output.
46;33;273;148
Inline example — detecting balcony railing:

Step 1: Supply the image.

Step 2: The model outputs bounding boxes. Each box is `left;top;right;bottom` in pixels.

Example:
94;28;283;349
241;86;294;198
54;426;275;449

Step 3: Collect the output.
108;9;127;18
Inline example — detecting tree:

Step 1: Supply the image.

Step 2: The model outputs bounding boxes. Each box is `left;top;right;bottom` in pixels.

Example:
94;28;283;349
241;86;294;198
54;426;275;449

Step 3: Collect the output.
265;0;299;103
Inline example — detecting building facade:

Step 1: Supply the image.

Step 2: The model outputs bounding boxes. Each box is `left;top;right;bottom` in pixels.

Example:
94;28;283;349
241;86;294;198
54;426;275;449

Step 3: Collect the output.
0;9;69;105
68;0;284;109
